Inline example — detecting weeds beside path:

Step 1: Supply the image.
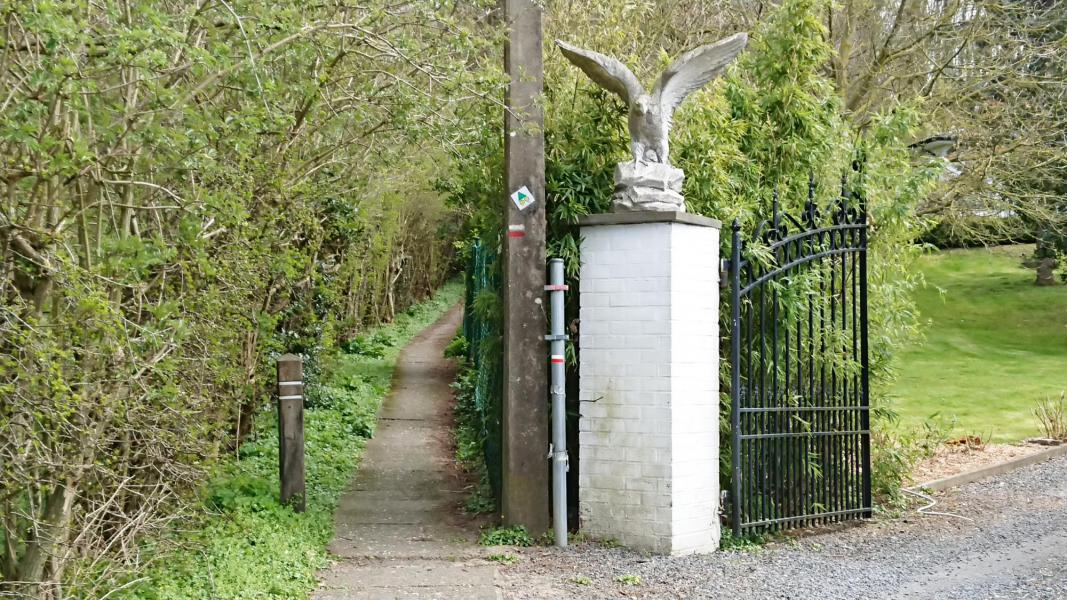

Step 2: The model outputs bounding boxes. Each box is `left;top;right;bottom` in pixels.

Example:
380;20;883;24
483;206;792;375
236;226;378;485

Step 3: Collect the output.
122;282;464;599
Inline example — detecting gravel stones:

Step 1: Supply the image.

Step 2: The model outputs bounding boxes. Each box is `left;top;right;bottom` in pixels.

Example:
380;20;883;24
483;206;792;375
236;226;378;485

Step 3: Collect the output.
499;456;1067;599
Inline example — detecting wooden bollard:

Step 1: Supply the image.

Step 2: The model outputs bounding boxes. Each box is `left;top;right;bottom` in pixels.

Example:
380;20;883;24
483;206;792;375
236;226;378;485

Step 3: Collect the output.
277;354;305;512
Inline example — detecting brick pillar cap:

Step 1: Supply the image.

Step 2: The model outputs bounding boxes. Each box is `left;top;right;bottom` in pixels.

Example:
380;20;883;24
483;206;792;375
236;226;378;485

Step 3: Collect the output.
577;211;722;229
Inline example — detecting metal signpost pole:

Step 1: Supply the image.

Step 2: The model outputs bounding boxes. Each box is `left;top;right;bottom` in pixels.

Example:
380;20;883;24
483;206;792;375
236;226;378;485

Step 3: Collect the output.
546;259;569;547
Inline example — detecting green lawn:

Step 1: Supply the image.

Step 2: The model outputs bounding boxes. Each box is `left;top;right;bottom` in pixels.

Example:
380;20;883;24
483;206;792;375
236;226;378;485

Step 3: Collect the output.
889;245;1067;442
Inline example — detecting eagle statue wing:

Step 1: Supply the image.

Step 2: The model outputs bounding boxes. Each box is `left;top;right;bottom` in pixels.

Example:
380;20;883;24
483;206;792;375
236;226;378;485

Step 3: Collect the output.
555;40;646;105
651;33;748;125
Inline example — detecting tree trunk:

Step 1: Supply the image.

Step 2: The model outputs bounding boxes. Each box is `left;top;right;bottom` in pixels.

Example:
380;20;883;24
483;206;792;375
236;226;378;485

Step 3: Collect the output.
15;481;75;599
1035;257;1058;286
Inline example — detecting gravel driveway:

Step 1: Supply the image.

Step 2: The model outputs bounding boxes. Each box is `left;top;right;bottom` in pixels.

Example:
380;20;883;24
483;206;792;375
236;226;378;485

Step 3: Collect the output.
498;455;1067;599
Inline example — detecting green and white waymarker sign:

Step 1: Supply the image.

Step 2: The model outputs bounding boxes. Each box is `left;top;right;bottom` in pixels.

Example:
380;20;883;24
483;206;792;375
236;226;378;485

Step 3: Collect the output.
511;185;535;211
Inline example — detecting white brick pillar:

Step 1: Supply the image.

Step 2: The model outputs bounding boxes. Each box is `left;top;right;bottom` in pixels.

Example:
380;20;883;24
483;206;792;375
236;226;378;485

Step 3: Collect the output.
577;211;721;555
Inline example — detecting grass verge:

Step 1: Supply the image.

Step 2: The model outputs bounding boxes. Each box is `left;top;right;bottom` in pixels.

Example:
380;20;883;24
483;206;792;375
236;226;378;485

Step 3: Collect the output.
121;281;463;599
889;245;1067;442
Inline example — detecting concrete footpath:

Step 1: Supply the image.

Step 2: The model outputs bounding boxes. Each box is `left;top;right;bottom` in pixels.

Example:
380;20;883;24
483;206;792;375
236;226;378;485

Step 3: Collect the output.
314;304;499;600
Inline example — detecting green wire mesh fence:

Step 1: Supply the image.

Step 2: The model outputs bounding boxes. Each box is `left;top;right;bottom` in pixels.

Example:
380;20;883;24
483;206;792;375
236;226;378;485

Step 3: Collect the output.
463;241;503;501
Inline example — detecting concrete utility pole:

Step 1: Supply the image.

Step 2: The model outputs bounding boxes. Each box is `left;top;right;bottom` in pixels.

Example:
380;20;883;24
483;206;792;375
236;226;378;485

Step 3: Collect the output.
502;0;550;535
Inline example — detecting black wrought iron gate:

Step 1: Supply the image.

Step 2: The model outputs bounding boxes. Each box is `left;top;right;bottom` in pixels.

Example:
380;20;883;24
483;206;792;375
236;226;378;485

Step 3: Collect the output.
728;179;872;536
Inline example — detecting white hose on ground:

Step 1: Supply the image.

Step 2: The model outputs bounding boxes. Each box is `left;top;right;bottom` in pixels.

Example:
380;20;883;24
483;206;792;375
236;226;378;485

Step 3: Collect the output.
902;487;975;522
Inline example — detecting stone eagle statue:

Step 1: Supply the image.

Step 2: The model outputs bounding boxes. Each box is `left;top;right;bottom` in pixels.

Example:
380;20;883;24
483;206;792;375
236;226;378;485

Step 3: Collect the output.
556;33;747;165
556;33;748;212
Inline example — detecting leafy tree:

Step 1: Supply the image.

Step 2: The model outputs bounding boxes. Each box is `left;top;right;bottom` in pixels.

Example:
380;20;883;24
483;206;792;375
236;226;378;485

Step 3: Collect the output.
0;1;496;595
820;0;1067;278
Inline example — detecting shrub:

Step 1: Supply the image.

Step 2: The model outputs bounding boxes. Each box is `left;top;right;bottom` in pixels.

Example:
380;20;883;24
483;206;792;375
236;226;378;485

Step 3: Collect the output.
342;332;398;359
1034;393;1067;441
444;334;470;359
871;413;954;507
479;525;533;547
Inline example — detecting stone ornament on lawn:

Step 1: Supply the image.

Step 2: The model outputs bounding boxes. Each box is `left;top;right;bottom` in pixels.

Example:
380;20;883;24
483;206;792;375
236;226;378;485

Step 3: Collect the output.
556;33;747;212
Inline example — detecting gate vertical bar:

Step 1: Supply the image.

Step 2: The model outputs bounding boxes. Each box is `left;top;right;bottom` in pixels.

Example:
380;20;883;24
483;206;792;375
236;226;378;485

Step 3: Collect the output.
859;200;873;515
547;258;569;547
852;228;862;513
730;220;743;538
